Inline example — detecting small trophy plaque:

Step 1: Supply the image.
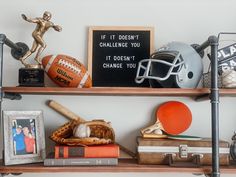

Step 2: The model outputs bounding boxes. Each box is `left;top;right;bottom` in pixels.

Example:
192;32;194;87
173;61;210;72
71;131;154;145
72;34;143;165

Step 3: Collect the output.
18;11;62;87
18;68;44;87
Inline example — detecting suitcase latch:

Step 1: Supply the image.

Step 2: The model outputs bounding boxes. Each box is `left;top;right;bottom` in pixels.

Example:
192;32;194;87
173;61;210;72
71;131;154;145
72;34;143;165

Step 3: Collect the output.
179;145;188;158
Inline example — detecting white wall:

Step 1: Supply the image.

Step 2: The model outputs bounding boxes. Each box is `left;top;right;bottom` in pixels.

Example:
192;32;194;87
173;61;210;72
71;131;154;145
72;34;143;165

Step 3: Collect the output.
1;0;236;176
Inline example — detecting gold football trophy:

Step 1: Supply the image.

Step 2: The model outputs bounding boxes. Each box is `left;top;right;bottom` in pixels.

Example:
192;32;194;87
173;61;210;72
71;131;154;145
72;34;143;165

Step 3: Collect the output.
19;11;62;86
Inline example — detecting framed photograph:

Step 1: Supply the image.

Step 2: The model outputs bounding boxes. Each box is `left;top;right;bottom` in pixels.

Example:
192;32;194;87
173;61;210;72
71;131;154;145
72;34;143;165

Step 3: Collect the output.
88;26;154;87
3;111;46;165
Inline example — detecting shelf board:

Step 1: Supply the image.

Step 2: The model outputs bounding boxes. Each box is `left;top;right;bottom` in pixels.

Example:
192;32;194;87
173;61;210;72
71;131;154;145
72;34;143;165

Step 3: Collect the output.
3;86;236;98
2;87;210;97
1;159;236;174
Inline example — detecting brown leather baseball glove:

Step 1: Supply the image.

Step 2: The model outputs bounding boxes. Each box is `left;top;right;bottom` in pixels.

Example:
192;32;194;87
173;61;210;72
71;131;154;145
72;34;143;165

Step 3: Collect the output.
50;119;115;146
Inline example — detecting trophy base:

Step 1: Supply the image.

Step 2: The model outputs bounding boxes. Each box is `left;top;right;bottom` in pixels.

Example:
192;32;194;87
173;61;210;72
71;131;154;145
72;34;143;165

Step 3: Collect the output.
18;68;44;87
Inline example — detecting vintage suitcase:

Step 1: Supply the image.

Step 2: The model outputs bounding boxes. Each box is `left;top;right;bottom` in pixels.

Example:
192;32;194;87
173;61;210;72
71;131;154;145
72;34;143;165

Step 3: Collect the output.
137;137;230;166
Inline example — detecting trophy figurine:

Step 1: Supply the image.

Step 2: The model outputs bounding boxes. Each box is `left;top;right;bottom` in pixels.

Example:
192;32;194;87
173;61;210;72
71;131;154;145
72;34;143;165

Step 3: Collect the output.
18;11;62;87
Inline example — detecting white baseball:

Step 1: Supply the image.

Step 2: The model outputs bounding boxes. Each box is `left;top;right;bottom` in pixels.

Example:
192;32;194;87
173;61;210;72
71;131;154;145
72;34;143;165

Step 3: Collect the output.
73;124;91;138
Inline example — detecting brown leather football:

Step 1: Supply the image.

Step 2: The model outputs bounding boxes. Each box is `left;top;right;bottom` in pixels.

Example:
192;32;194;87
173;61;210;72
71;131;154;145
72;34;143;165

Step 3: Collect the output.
42;54;92;87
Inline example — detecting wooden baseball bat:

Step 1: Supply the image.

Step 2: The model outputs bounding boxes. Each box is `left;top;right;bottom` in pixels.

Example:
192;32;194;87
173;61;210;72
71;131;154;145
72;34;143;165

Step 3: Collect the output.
47;100;137;158
47;100;85;122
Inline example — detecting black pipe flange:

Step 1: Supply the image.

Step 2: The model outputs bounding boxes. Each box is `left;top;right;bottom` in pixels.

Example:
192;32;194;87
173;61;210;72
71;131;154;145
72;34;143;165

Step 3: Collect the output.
11;42;29;60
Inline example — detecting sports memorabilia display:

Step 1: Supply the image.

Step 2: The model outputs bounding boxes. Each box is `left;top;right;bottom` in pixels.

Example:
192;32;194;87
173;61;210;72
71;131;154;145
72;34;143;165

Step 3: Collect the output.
50;119;115;146
42;54;92;88
44;100;119;166
48;100;115;146
18;11;62;87
135;42;204;88
1;12;234;175
141;101;192;137
20;11;62;67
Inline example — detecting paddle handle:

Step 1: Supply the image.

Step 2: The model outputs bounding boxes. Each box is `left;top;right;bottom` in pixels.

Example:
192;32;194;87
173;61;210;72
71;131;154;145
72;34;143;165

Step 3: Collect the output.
47;100;85;122
140;119;164;137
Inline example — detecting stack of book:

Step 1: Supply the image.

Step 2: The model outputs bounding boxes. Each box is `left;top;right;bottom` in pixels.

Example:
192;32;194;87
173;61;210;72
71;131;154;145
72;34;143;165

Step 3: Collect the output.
44;144;119;166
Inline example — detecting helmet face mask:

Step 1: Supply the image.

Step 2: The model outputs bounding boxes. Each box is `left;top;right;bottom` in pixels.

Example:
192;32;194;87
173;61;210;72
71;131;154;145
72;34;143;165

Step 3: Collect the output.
135;42;203;88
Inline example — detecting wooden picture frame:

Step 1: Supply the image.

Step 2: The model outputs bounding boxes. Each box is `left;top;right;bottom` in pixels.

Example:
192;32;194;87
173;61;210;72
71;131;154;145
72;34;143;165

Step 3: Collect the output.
88;26;154;87
3;111;46;165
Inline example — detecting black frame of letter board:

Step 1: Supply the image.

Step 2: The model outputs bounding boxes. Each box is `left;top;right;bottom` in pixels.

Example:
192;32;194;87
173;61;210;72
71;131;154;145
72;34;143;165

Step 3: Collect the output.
88;26;154;87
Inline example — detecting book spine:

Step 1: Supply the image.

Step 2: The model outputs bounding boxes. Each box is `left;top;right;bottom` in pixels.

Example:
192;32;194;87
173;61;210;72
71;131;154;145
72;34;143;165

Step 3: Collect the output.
55;146;84;158
44;158;118;166
55;145;119;158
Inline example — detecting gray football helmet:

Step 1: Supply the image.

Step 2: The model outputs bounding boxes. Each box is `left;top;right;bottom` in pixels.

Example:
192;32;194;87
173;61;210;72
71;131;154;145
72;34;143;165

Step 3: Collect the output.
135;42;203;88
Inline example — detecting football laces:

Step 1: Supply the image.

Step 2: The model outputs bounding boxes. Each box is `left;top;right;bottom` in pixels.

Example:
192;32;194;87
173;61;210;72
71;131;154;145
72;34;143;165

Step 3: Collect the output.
58;59;81;74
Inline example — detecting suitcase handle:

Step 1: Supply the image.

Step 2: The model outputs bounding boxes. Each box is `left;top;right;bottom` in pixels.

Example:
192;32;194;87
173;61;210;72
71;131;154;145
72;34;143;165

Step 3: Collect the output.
165;153;202;167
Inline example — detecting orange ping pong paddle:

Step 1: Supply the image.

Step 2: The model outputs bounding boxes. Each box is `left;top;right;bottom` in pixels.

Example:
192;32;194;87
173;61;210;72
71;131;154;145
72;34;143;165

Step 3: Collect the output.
156;101;192;135
141;101;192;137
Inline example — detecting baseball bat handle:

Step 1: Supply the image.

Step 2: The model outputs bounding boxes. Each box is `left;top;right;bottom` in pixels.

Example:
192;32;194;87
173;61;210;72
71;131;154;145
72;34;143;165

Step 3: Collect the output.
47;100;85;122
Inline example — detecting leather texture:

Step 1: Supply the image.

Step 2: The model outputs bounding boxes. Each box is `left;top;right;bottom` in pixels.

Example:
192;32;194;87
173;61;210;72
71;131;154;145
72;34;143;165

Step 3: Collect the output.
137;137;230;166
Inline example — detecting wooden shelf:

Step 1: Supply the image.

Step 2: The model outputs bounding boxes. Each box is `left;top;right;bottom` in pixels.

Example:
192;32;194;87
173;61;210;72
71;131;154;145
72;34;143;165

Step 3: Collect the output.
0;159;236;174
2;87;210;97
3;86;236;97
1;87;236;175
